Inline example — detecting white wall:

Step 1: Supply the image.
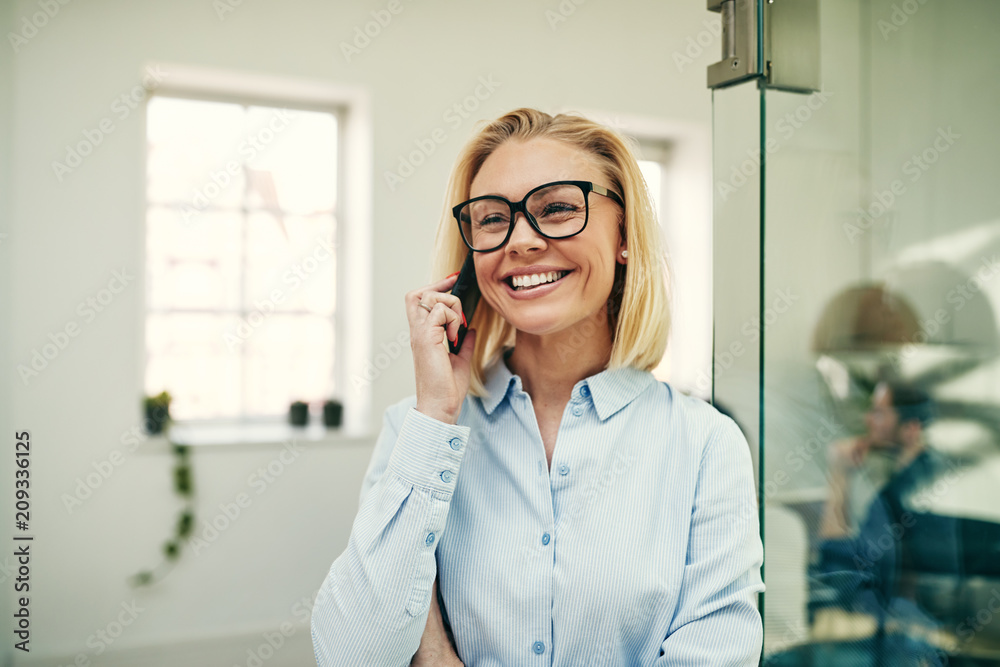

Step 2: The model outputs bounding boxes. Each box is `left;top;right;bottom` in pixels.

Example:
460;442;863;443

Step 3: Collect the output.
2;0;721;662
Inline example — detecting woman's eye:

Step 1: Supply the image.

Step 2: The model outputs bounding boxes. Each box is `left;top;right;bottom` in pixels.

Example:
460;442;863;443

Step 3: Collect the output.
476;214;508;228
541;203;580;217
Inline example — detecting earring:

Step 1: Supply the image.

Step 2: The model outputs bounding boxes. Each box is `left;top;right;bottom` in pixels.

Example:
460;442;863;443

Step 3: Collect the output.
621;250;628;259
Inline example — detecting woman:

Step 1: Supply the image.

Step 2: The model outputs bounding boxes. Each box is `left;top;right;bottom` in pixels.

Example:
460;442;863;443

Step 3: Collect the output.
312;108;764;666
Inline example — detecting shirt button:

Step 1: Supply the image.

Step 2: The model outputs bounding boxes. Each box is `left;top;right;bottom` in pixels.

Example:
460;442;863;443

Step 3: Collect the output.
440;470;454;483
541;532;551;546
572;405;584;417
425;532;435;546
532;641;545;655
558;464;570;476
449;437;462;451
580;385;590;398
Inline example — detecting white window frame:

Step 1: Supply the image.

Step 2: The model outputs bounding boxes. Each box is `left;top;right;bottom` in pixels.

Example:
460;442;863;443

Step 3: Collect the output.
139;63;372;443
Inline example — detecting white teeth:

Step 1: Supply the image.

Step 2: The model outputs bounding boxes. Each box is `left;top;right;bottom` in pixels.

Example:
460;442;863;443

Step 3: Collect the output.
510;271;567;290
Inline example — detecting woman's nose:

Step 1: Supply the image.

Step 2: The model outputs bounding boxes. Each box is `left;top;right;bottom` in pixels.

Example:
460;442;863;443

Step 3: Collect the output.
505;211;546;254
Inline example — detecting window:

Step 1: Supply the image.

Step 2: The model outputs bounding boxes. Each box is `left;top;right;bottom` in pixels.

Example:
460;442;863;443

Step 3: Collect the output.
630;131;713;398
144;95;342;424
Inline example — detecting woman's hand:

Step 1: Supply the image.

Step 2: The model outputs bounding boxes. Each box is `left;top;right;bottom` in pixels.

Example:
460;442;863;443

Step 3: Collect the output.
406;273;477;425
410;578;464;667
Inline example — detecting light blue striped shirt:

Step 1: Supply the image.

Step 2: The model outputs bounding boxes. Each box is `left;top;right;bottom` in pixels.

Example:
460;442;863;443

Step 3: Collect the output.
312;352;764;666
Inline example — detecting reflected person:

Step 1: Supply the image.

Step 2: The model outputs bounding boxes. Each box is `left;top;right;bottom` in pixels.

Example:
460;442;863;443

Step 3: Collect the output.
816;379;957;662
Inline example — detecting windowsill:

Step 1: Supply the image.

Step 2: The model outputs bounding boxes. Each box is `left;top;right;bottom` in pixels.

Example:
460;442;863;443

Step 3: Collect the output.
139;420;374;452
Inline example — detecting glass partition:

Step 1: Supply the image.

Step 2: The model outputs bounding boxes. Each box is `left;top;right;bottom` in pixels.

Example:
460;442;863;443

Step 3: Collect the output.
712;1;1000;664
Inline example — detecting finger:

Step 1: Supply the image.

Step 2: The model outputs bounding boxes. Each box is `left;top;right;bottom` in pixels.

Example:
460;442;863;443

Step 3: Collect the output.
417;293;464;338
428;301;461;344
427;271;462;292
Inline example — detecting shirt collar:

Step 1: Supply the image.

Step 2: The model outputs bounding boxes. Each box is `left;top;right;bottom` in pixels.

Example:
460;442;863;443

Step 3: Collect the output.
480;349;657;421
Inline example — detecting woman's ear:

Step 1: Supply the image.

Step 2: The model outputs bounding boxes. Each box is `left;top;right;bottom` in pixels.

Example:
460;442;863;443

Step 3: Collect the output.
617;226;628;265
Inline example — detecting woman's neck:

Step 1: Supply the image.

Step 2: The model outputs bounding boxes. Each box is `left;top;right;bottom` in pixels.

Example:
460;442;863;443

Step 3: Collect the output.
507;309;613;409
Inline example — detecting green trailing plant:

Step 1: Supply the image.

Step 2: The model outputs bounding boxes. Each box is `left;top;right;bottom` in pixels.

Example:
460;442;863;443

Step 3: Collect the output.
129;426;197;586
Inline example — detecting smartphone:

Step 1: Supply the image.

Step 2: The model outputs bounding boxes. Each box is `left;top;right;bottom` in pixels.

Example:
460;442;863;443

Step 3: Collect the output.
448;251;481;354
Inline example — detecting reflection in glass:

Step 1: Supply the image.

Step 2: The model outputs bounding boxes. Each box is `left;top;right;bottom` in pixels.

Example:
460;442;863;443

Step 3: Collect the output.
741;2;1000;664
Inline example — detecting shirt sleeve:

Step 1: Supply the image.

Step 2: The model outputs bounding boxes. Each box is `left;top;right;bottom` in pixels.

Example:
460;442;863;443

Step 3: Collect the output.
311;400;471;667
655;416;765;666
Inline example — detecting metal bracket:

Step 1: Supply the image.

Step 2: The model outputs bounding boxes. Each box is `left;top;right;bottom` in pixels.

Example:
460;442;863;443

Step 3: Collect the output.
708;0;820;93
707;0;760;89
764;0;820;93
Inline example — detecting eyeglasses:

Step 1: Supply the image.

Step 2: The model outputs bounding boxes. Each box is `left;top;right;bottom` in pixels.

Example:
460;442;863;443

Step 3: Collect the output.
452;180;625;252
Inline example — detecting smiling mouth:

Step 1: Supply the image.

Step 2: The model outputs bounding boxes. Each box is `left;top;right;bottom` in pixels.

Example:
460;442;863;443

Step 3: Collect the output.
505;270;570;291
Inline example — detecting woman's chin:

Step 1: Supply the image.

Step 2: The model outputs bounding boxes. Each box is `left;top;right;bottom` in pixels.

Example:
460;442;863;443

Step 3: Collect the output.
505;313;572;339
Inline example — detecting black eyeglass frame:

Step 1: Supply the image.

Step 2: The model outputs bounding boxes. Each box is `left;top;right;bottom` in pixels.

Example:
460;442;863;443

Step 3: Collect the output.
452;180;625;253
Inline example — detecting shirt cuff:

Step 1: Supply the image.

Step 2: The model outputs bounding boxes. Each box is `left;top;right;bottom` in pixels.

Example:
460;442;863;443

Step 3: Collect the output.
386;407;471;495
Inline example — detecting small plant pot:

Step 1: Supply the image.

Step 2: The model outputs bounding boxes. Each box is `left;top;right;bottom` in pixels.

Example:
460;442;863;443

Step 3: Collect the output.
143;391;172;435
289;401;309;427
323;400;343;428
145;404;170;435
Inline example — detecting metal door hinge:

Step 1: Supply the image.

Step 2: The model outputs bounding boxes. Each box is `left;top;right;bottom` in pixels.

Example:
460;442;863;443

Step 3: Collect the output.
707;0;819;92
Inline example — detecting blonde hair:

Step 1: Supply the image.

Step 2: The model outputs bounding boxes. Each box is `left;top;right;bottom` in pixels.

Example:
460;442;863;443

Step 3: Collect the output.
432;108;671;397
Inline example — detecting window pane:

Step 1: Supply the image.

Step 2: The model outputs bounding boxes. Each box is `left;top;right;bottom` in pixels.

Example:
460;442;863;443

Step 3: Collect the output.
147;207;242;311
638;159;663;222
145;95;340;424
244;211;336;314
243;315;335;416
147;97;247;208
146;313;243;420
244;106;337;214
